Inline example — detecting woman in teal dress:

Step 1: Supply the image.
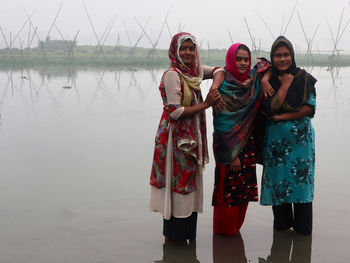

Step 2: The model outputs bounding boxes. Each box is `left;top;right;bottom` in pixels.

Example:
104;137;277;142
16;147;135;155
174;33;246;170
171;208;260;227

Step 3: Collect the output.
260;36;316;235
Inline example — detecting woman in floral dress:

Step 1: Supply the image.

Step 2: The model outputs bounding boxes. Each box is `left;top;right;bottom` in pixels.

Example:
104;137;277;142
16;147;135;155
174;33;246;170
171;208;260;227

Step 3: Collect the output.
149;32;224;241
260;36;317;235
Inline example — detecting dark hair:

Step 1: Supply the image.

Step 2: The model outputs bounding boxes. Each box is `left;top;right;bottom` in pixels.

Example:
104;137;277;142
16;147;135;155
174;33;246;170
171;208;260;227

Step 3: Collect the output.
273;42;290;52
237;44;250;55
183;38;195;43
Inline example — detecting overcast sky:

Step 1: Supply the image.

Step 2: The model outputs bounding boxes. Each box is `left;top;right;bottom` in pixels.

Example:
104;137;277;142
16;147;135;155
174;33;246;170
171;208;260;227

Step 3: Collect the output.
1;0;349;52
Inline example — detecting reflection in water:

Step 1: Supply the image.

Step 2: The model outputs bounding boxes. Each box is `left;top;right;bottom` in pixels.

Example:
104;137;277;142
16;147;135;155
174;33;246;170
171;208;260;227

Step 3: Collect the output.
0;67;165;125
327;65;341;89
259;230;312;263
0;66;349;262
154;240;199;263
37;65;79;80
213;233;247;263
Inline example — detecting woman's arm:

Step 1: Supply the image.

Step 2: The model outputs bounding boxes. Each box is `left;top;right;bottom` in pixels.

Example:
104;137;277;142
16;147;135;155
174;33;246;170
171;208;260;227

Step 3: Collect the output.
164;69;222;120
180;66;223;118
261;73;294;116
261;69;274;98
210;69;225;89
271;105;314;121
202;66;225;112
202;66;224;81
180;88;221;118
229;156;241;172
276;73;294;107
211;69;225;112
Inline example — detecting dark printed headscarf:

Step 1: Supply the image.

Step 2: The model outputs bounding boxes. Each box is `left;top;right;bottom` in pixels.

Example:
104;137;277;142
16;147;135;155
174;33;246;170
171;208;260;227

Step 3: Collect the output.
262;35;317;115
270;36;297;75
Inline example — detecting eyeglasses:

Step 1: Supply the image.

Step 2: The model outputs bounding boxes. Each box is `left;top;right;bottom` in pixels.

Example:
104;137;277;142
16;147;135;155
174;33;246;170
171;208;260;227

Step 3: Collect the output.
236;56;249;62
274;52;291;59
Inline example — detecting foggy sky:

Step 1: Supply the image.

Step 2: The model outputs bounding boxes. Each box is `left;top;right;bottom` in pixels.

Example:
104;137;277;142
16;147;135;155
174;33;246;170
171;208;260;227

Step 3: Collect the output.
1;0;349;52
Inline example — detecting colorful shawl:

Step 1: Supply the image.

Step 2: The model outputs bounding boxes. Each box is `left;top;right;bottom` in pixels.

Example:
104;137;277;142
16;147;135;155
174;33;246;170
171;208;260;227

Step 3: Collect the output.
150;32;208;194
213;43;263;165
262;36;317;116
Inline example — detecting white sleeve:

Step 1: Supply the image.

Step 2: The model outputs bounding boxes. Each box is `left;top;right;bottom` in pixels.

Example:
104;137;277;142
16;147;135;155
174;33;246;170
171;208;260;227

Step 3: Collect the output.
202;65;224;80
163;71;185;120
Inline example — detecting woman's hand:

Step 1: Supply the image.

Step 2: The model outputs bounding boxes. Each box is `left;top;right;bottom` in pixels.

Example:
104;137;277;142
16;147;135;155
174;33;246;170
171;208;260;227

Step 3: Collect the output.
213;100;224;112
278;73;294;89
261;69;274;98
210;70;224;111
204;87;221;107
271;114;283;121
209;85;224;112
270;105;314;122
229;157;241;172
180;86;221;119
261;80;275;98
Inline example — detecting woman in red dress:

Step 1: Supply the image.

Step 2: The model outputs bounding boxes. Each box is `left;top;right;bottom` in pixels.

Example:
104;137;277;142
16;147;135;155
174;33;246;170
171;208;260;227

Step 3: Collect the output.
150;32;224;241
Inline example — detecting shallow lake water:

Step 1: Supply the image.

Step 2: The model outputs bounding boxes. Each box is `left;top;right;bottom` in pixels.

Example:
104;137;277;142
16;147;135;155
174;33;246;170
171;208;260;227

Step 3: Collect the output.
0;66;349;262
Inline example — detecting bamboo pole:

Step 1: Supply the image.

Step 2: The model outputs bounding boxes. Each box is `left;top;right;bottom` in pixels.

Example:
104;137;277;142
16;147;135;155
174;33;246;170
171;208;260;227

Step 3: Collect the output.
83;1;108;61
282;0;298;35
227;29;233;44
244;17;257;52
255;11;275;40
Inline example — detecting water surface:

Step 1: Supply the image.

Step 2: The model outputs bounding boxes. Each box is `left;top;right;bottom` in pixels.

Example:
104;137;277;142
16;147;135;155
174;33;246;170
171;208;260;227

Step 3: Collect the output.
0;66;349;262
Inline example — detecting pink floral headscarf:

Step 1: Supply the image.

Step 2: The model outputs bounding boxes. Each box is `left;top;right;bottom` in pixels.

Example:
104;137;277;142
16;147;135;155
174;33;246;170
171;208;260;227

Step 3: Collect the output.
168;32;203;81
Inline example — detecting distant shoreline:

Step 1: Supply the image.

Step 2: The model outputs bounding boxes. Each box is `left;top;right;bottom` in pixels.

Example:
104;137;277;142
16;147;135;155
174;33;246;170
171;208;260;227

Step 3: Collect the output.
1;41;349;67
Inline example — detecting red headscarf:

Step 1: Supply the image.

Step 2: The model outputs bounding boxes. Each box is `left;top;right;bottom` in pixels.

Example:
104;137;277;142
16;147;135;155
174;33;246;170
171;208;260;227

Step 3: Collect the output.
225;43;251;82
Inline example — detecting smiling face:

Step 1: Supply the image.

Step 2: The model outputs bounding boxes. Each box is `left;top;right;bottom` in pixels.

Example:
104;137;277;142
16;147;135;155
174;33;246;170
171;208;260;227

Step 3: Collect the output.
272;45;292;73
235;48;250;75
179;39;196;67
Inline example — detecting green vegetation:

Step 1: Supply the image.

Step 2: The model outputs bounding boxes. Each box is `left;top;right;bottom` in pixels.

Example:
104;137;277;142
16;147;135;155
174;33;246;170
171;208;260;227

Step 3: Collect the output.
1;39;349;68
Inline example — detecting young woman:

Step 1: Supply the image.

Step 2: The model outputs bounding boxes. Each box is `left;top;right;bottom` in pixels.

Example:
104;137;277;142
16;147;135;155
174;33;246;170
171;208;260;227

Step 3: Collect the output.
149;32;224;241
212;43;268;236
260;36;317;235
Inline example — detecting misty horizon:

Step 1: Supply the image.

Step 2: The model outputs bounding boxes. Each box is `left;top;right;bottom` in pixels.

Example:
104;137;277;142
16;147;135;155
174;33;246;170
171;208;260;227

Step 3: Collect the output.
0;0;349;53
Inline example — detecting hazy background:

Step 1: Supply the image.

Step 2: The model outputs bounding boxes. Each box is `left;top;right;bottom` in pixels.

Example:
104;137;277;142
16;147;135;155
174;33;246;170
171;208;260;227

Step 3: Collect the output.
1;0;349;51
1;1;350;262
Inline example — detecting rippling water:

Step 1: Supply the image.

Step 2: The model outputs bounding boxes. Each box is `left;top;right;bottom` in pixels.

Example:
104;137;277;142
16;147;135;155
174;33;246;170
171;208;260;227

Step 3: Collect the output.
0;66;349;262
